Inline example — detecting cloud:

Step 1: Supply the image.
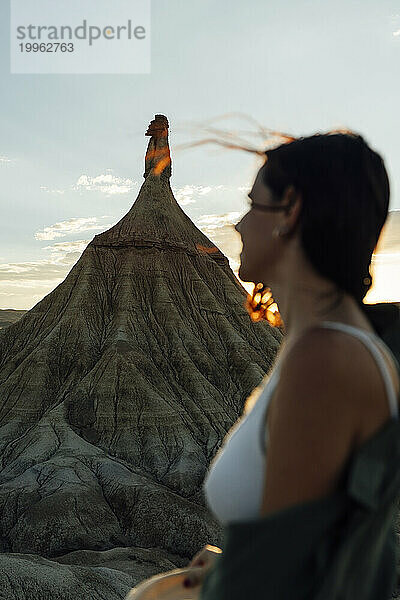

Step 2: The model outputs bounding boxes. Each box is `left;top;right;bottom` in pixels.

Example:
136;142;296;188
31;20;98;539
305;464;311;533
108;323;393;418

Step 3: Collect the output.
35;216;113;241
42;240;90;254
75;172;137;195
193;211;244;284
371;252;400;263
41;240;90;265
36;176;246;207
0;263;40;275
195;211;242;230
40;186;65;195
171;183;250;207
0;259;68;283
374;211;400;254
0;278;64;288
36;169;137;197
0;240;90;308
171;184;226;206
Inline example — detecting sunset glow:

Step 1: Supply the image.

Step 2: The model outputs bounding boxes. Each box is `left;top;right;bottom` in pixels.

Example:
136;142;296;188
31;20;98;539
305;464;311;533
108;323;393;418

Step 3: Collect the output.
234;251;400;305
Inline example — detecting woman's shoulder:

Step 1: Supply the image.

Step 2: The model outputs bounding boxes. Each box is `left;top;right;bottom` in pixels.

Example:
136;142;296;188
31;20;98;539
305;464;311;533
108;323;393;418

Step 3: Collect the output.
259;332;363;515
275;325;397;446
264;328;358;431
280;323;394;389
278;326;359;386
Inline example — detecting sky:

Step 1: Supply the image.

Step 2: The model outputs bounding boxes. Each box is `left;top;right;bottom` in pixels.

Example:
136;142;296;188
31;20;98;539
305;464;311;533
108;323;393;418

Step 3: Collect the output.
1;0;400;309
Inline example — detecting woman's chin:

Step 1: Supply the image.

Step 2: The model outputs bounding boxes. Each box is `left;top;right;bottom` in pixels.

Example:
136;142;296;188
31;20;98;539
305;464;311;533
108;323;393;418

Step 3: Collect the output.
238;265;254;284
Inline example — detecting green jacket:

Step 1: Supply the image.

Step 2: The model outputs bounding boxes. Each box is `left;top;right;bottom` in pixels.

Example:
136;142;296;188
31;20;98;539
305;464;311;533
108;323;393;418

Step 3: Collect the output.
200;417;400;600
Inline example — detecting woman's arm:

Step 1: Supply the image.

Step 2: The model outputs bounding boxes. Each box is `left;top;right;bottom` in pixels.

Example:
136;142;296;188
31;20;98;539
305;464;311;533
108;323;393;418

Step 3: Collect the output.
260;328;364;517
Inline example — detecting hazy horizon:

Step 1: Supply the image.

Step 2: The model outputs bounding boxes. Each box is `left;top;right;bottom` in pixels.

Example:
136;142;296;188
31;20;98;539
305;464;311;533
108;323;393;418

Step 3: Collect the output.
1;202;399;311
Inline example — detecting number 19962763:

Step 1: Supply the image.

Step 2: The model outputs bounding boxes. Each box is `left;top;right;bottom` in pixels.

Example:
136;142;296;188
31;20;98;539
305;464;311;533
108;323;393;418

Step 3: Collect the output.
19;43;74;52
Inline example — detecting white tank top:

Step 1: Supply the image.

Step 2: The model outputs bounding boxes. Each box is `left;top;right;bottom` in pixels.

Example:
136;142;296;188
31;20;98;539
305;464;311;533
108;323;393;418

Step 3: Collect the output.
203;321;400;525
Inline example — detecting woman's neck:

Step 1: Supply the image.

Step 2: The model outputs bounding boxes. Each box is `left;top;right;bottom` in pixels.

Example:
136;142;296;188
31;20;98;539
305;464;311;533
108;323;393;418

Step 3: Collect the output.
274;286;375;342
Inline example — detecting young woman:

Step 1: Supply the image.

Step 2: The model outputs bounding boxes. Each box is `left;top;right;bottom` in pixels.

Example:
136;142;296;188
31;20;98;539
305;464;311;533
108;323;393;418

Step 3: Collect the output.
186;132;400;598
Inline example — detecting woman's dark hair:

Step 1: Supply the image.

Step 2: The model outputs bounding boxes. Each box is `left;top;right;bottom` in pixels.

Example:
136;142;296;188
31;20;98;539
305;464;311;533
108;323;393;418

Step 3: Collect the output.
248;131;398;338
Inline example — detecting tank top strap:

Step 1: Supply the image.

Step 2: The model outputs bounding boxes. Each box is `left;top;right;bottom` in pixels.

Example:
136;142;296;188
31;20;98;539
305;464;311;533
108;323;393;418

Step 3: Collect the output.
319;321;399;420
258;366;282;454
259;321;400;455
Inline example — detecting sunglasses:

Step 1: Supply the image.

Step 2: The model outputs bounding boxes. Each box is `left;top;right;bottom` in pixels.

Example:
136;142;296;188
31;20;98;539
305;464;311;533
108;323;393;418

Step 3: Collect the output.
247;196;296;213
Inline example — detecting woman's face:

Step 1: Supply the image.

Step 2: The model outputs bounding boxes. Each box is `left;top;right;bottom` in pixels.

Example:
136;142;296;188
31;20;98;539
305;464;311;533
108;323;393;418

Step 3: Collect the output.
234;167;285;283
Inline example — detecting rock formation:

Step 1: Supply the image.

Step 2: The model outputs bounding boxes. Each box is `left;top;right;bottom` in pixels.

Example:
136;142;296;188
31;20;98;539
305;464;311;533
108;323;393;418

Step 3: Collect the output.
0;310;27;331
0;115;283;598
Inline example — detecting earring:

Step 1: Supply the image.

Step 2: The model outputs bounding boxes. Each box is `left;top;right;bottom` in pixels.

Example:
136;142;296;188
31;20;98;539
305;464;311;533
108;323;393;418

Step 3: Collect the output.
272;226;289;239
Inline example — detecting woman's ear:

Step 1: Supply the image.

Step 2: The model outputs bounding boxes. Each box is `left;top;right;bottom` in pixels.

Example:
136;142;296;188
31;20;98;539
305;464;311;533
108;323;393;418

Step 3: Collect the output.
282;185;302;231
282;184;300;207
